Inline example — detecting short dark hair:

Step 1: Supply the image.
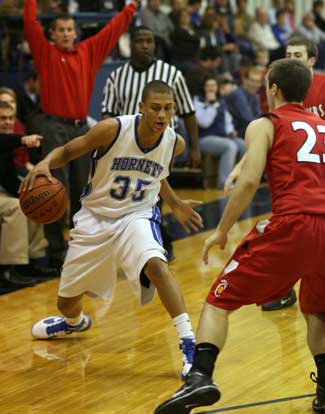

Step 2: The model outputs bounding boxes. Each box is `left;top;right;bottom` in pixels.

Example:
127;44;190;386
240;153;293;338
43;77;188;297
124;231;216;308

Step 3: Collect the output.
141;80;173;101
286;36;318;59
50;15;76;30
276;8;287;19
130;25;153;41
268;58;312;102
0;101;15;111
313;1;324;11
200;46;222;61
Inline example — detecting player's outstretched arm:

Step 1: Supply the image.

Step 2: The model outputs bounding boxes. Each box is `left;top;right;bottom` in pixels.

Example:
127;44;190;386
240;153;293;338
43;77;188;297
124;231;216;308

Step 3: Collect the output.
19;118;120;192
202;117;274;264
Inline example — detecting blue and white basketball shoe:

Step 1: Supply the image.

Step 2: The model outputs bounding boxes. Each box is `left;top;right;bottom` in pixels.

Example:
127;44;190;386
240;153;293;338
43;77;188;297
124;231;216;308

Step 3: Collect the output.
32;315;92;339
180;337;196;380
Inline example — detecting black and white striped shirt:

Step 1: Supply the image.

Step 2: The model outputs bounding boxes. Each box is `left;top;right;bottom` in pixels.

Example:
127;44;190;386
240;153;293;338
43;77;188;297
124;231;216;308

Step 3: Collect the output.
101;59;195;128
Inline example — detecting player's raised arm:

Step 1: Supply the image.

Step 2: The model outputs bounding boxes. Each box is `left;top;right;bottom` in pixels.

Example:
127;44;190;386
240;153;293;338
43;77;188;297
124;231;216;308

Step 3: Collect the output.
19;118;120;192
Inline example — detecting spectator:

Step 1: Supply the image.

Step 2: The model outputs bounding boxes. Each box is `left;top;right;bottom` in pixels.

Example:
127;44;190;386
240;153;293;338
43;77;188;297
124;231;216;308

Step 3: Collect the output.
268;0;286;25
194;75;245;189
101;25;201;261
285;0;296;31
233;0;255;57
140;0;174;61
254;48;270;113
15;67;42;135
170;7;201;74
200;8;239;72
212;0;234;29
24;0;139;270
294;12;325;45
249;7;281;60
169;0;187;26
186;46;223;97
234;0;253;38
223;66;262;138
272;9;291;47
0;0;23;16
293;13;325;68
313;0;325;32
218;73;236;98
188;0;202;27
254;46;270;69
0;87;33;176
0;101;57;287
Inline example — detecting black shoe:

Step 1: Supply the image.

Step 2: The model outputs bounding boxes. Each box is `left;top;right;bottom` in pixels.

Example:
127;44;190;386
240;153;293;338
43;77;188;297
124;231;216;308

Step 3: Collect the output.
311;372;325;413
48;257;64;273
154;370;221;414
15;264;59;280
261;289;297;311
0;268;35;289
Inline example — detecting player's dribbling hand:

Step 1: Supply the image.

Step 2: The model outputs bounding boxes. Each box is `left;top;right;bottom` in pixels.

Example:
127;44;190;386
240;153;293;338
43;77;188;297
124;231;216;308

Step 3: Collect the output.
19;162;54;193
172;199;204;233
202;230;228;264
21;134;43;148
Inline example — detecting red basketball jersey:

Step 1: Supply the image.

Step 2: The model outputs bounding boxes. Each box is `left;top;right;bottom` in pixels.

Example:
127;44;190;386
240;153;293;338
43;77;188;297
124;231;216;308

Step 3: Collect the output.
304;72;325;119
265;103;325;215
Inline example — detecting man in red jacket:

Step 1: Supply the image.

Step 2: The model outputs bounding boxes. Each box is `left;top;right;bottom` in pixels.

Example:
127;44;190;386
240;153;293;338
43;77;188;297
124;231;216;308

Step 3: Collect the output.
24;0;140;270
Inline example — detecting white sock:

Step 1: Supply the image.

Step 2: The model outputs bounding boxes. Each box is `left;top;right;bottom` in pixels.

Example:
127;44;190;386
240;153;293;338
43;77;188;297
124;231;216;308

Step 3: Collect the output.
173;313;194;339
65;312;84;326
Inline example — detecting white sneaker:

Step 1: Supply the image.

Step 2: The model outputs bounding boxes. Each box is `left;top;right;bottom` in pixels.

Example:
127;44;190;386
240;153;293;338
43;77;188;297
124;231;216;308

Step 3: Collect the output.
31;315;92;339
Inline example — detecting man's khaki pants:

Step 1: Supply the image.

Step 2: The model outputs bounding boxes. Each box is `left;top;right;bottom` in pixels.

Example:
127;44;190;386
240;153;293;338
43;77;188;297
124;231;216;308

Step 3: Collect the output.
0;192;46;265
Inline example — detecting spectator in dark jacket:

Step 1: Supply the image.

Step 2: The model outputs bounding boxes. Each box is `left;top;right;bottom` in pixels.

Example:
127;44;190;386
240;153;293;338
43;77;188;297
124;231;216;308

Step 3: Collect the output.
0;101;57;287
223;66;262;138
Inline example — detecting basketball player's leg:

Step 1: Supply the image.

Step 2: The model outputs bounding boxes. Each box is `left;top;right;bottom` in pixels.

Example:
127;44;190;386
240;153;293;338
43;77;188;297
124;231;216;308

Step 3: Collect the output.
144;257;187;318
301;266;325;412
155;215;307;414
120;212;195;379
31;208;119;339
305;313;325;413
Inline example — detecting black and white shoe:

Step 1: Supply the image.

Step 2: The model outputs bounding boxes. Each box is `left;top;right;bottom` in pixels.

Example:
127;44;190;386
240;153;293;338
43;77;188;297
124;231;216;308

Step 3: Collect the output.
154;370;221;414
311;372;325;413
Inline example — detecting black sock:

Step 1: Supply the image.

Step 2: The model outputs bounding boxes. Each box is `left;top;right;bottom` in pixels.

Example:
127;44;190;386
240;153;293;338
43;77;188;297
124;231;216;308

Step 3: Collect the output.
315;354;325;384
191;342;220;378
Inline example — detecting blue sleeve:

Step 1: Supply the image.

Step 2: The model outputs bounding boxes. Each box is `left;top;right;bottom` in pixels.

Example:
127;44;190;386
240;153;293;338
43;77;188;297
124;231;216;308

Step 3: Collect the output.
225;90;255;125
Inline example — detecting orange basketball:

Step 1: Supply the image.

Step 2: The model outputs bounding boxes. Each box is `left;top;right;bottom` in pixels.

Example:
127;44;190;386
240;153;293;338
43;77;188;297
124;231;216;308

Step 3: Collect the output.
19;176;68;224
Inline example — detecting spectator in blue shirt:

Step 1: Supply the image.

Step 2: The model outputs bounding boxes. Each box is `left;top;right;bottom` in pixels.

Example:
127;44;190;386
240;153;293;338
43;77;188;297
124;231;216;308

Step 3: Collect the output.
272;9;292;47
194;76;246;189
223;66;262;138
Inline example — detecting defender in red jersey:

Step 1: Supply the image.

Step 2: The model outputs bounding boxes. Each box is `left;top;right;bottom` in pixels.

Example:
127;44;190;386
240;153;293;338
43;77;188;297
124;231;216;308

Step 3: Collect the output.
155;59;325;414
225;37;325;312
260;37;325;310
286;37;325;120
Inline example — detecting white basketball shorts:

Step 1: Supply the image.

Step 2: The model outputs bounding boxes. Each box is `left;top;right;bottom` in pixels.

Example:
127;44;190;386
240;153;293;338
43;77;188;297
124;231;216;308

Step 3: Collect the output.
58;206;167;305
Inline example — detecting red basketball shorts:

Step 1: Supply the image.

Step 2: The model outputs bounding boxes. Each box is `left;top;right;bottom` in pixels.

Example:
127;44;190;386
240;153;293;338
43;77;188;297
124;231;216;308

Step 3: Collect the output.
206;214;325;313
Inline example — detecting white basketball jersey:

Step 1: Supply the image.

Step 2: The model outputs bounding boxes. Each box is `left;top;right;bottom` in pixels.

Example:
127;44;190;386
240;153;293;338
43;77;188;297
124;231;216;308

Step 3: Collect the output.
81;114;177;217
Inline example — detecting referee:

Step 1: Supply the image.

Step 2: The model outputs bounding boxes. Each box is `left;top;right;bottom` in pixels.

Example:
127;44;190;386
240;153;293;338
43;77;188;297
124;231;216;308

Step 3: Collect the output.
101;26;200;168
101;25;201;260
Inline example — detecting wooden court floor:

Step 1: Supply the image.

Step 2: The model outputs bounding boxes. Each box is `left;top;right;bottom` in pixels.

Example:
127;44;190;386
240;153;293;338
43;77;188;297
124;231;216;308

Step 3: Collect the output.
0;188;316;414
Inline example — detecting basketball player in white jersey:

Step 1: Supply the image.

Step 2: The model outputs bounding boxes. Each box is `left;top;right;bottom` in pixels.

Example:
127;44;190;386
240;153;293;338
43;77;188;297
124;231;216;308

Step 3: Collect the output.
20;80;203;379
